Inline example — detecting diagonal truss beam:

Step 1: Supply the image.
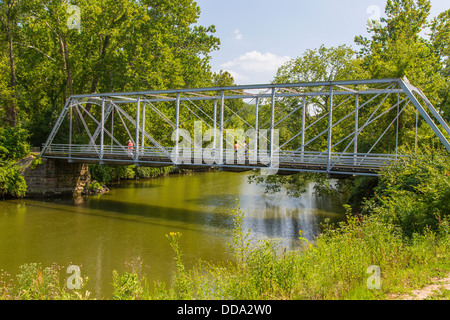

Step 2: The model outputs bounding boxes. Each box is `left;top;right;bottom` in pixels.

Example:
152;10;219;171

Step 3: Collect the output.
399;80;450;152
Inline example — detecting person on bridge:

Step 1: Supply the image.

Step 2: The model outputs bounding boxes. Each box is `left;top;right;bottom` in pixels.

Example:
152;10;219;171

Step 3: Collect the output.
234;141;240;154
234;141;239;154
127;140;134;157
234;141;240;163
244;140;249;160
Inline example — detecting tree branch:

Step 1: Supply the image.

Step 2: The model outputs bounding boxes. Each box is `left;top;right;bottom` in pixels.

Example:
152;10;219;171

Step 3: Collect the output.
14;42;56;62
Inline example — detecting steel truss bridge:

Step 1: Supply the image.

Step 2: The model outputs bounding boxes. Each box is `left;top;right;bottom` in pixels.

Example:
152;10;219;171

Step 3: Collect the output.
41;78;450;177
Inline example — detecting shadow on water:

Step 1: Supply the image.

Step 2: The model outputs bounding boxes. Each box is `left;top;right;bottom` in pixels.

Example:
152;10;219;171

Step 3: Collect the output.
25;197;236;235
88;198;236;230
102;181;162;189
27;191;344;247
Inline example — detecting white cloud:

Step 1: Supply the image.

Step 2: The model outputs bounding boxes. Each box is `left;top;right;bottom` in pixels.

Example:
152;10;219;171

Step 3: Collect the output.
221;51;291;73
234;29;243;40
220;51;291;84
223;70;250;84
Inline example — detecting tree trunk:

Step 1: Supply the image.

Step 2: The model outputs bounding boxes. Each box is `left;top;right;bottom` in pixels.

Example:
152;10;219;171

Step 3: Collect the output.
60;35;74;96
6;1;17;127
83;35;110;118
59;33;81;134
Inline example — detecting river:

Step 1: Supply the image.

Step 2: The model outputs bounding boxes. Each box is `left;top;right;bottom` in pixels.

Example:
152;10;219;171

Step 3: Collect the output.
0;171;345;299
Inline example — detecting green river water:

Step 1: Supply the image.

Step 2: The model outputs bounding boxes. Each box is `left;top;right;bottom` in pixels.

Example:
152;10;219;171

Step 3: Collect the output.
0;171;345;299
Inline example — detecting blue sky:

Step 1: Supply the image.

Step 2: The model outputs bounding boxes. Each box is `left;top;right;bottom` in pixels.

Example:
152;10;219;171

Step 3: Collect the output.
195;0;450;85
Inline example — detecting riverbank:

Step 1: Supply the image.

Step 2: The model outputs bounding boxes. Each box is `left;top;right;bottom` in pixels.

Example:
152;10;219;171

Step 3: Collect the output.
0;203;448;300
0;149;448;300
105;199;449;300
88;163;219;196
1;152;218;199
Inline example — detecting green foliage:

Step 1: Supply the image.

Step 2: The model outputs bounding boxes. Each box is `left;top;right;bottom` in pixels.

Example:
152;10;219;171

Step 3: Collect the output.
355;0;446;110
0;0;220;145
229;203;252;266
345;176;379;212
1;196;449;300
88;165;135;183
111;257;149;300
0;125;30;161
250;0;450;207
0;0;449;300
102;158;450;300
135;166;173;179
165;232;193;299
138;204;448;300
0;263;90;300
89;164;173;183
0;125;29;198
247;170;347;200
274;44;368;84
0;161;27;198
364;147;450;237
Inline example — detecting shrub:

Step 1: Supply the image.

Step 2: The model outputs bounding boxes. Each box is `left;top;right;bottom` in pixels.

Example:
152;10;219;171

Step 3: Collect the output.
90;164;174;184
0;126;30;161
0;161;27;198
366;148;450;237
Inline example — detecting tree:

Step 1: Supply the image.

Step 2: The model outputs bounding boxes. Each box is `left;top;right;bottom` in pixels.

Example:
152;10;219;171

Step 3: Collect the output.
430;9;450;120
274;45;368;84
0;0;21;127
0;0;220;146
355;0;445;105
354;0;448;155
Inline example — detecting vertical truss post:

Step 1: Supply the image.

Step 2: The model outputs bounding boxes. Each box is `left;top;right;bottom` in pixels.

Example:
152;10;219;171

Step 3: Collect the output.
270;88;276;167
327;85;334;173
301;96;306;162
135;95;141;162
254;96;259;162
396;90;400;158
213;99;217;152
100;97;105;161
415;109;419;154
69;104;73;160
219;90;225;166
175;92;180;164
141;101;146;156
354;94;359;165
111;104;114;153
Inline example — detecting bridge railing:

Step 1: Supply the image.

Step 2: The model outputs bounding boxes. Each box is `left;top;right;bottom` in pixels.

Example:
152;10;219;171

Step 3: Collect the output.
43;143;402;169
278;150;403;168
43;143;170;158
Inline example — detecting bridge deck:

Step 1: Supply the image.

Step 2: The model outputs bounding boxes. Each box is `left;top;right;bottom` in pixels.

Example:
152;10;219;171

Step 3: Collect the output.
42;144;400;176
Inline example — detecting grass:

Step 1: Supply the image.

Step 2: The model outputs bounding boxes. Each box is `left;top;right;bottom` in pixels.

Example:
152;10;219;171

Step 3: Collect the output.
105;205;450;300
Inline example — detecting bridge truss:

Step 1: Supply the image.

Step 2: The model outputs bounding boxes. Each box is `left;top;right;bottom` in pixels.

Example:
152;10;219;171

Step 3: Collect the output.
40;78;450;177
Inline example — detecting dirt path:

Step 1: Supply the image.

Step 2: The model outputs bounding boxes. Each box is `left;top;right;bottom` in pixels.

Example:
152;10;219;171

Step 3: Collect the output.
390;273;450;300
